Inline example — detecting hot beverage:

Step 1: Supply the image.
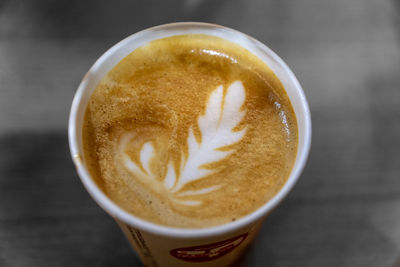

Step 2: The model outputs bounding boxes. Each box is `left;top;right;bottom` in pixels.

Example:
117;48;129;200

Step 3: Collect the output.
82;34;298;228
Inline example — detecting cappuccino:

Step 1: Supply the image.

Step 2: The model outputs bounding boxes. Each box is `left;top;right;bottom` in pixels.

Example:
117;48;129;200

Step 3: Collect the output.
82;34;298;228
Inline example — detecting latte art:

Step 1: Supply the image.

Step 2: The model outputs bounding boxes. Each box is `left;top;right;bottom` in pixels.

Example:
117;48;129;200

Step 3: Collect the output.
83;34;298;228
119;81;247;206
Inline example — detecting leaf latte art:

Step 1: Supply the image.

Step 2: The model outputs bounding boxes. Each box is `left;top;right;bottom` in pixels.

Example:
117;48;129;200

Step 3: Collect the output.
82;34;298;227
119;81;247;206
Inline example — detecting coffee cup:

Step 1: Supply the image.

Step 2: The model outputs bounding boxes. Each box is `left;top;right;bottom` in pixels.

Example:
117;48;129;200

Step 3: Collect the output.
69;22;311;266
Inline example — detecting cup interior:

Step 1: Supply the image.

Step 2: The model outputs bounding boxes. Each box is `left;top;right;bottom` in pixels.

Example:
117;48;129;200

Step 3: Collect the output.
68;22;311;238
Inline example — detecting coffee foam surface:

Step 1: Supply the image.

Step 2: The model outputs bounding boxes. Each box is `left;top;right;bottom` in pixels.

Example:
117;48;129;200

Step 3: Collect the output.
83;34;298;228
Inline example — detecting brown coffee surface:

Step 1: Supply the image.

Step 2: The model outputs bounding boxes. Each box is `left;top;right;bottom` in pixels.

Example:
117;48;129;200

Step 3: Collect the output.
82;34;298;228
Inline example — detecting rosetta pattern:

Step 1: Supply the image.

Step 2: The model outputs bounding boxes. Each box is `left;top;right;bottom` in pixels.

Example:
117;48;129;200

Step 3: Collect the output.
119;81;247;206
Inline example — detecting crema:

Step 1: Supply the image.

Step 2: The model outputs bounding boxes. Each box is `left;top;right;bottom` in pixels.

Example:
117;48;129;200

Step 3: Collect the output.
82;34;298;228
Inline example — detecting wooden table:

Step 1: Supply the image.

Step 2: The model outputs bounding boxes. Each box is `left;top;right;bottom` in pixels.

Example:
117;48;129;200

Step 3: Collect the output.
1;0;399;266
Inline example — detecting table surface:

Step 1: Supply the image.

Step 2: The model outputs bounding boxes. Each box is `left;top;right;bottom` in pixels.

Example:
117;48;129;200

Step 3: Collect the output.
1;0;400;266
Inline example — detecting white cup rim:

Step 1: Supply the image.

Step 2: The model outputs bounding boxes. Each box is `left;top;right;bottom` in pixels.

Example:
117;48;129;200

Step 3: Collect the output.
68;22;312;239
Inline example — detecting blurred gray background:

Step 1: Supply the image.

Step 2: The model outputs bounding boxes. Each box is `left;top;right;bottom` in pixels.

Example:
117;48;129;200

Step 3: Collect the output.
1;0;399;266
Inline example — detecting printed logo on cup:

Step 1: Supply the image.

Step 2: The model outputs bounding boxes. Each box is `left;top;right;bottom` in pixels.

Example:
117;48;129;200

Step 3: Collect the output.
170;233;248;262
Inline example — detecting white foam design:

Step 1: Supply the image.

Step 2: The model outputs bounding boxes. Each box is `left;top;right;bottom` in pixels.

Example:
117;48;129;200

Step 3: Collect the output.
119;81;247;206
176;185;221;197
140;142;154;175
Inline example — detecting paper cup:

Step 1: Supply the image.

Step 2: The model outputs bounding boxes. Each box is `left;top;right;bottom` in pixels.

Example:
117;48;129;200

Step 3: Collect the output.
68;22;311;267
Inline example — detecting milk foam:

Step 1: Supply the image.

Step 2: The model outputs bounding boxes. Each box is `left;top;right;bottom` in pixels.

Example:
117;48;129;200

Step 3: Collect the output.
119;81;247;206
83;34;298;227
